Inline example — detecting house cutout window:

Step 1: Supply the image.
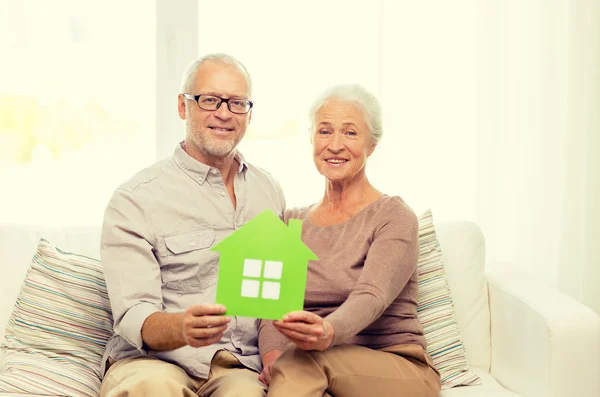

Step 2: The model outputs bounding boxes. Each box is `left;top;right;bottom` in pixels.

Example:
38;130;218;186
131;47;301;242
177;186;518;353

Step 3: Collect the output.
241;258;283;300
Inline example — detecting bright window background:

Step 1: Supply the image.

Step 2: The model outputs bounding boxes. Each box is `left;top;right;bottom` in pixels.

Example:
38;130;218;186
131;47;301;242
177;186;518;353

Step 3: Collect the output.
0;0;155;226
1;0;597;312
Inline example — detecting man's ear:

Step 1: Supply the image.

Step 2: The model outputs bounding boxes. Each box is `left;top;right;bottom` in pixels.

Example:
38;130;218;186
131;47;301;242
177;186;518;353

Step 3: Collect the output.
178;94;186;120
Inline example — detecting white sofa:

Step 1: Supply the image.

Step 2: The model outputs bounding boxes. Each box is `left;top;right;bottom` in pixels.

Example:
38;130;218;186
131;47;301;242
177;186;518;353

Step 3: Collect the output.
1;221;599;397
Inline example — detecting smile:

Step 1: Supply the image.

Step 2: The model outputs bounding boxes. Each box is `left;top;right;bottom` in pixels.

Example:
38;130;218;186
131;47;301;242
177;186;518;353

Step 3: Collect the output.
325;158;348;165
209;127;234;132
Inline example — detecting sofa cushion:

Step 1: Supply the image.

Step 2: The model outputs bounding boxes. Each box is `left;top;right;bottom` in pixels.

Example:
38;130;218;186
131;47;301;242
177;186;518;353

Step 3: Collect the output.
418;210;481;388
436;220;491;372
0;238;112;397
440;367;521;397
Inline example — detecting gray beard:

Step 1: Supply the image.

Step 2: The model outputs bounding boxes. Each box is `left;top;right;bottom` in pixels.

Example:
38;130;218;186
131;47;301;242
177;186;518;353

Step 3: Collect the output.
189;124;238;159
200;136;236;158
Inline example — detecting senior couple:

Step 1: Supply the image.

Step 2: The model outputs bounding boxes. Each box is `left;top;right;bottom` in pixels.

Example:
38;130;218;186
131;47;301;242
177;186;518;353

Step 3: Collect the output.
99;53;441;397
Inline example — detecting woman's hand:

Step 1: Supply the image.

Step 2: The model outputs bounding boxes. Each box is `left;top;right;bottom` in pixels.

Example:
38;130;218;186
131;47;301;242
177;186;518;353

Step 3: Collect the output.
273;311;334;351
258;349;282;386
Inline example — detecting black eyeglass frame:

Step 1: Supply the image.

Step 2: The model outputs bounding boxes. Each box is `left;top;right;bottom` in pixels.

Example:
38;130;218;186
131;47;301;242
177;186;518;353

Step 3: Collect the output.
182;93;254;114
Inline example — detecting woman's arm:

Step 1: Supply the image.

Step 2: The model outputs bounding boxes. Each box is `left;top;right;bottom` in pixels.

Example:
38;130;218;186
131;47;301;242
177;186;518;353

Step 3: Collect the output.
258;319;291;356
258;319;290;385
325;208;419;346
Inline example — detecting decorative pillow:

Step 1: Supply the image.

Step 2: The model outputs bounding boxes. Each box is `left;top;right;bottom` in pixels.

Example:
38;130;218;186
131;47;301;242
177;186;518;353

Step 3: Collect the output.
0;238;113;397
417;210;481;388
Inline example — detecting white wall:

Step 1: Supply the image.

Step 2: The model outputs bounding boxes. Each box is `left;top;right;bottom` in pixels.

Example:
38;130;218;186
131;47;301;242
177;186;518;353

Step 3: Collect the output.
558;0;600;313
375;0;478;222
476;0;570;286
476;0;600;312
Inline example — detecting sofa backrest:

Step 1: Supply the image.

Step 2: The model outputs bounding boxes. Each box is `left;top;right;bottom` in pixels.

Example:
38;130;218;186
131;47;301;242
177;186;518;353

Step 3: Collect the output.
0;220;491;372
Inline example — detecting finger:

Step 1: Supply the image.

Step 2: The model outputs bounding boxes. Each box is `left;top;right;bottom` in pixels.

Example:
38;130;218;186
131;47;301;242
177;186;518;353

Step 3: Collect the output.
186;315;231;329
264;366;272;386
187;304;227;316
187;324;229;340
259;372;270;386
258;373;266;385
282;311;320;324
273;321;324;337
277;327;318;344
188;332;224;348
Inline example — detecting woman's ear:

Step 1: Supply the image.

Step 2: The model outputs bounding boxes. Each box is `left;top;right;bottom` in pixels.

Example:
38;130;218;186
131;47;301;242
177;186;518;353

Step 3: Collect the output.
367;142;377;157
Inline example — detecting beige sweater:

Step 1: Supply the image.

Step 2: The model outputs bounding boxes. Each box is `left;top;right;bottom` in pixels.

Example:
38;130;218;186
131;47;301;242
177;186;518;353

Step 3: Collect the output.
258;195;426;356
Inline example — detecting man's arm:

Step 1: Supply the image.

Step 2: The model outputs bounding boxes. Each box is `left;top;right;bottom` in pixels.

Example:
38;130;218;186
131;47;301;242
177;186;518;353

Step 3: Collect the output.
102;188;231;352
101;188;163;351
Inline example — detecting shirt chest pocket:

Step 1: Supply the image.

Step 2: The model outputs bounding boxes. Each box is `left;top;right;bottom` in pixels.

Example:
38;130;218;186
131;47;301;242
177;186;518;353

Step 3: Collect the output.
161;228;218;292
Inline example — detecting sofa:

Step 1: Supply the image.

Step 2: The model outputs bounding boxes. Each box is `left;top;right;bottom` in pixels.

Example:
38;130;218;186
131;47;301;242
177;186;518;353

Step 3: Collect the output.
1;220;599;397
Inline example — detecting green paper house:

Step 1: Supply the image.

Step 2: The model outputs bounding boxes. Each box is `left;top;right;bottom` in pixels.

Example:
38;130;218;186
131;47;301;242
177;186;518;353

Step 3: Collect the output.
212;209;318;320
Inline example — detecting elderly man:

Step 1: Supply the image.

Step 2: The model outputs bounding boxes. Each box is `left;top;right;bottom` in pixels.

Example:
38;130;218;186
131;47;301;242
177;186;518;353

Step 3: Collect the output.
99;53;285;397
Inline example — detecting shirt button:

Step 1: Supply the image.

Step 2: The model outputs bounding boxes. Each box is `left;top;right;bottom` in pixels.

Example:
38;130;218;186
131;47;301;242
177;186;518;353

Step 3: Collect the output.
189;241;196;247
220;191;226;197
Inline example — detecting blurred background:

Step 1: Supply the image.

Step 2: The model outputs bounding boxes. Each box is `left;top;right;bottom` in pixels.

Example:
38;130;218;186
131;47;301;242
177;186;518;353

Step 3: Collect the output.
0;0;598;312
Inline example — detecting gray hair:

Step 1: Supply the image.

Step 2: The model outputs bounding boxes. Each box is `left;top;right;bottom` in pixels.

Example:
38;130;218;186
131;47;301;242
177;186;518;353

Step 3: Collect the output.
180;53;252;97
308;84;383;144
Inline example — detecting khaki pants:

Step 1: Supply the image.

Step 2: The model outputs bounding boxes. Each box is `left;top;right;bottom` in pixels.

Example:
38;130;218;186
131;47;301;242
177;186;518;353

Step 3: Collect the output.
100;350;267;397
267;344;441;397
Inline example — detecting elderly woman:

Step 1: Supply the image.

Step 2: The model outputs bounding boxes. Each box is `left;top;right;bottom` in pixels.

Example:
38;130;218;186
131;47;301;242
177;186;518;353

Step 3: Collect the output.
257;84;441;397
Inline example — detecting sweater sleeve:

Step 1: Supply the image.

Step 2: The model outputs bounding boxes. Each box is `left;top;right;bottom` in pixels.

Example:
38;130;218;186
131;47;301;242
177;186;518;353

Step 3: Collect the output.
324;204;419;346
258;319;291;357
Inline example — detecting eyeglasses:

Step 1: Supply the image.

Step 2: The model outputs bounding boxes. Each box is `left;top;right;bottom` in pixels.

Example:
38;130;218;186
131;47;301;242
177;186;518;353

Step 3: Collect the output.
183;94;254;114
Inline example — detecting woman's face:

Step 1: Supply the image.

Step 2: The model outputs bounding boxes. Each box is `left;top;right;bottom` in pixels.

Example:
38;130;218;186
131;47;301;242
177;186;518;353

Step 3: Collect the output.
312;99;376;184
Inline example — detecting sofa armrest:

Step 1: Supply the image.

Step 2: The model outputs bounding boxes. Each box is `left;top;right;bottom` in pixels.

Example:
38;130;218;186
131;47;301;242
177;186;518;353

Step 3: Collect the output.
487;269;600;397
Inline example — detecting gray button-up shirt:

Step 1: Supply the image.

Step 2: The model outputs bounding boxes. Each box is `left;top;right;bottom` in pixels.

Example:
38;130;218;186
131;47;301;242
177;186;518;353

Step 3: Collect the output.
100;142;286;379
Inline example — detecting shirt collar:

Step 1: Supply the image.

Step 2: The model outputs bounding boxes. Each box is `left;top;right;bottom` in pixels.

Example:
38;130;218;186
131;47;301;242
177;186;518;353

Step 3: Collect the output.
173;141;248;185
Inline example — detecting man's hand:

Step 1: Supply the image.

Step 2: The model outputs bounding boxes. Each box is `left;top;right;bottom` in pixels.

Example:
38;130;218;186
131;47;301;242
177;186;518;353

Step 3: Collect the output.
182;304;231;348
273;311;334;351
141;304;231;352
258;349;282;386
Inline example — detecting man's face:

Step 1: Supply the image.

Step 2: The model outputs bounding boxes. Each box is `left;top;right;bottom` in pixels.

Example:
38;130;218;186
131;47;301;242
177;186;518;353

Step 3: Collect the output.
179;61;252;160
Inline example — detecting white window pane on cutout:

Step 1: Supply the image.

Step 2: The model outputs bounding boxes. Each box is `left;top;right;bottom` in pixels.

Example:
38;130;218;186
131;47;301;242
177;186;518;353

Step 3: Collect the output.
263;260;283;280
261;281;280;300
198;0;381;208
0;0;155;226
241;279;260;298
243;258;263;278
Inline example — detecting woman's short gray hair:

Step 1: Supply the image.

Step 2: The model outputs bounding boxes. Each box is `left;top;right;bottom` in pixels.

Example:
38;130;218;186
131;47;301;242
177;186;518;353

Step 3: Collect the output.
308;84;383;144
180;53;252;96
